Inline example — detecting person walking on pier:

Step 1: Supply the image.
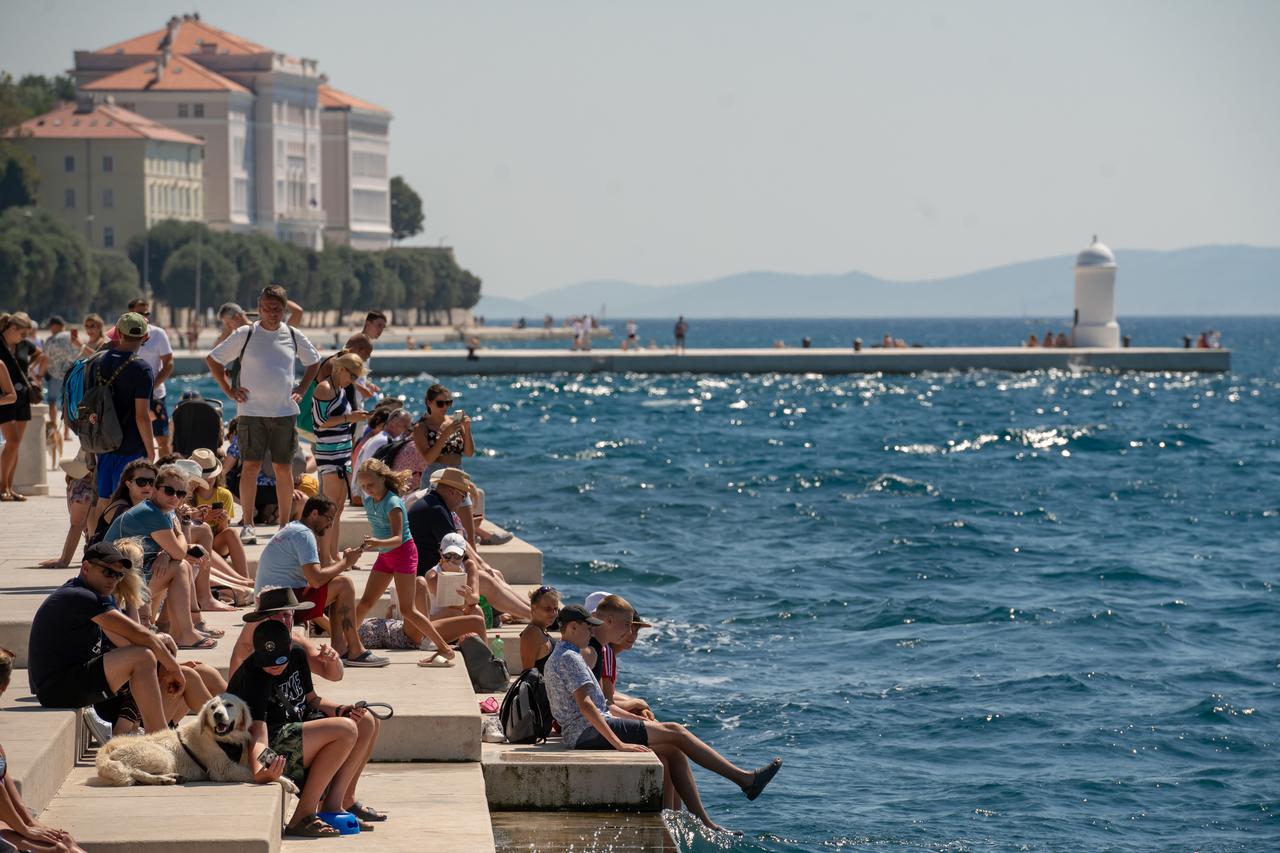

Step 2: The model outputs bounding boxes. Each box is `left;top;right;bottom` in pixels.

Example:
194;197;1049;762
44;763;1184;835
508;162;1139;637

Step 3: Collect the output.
674;316;688;354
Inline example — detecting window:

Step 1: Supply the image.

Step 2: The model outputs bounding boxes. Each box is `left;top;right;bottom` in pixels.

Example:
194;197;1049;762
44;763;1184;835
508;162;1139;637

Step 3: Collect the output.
178;103;189;118
233;137;246;170
103;226;114;249
64;155;75;173
234;178;249;212
276;179;285;209
102;155;114;173
102;188;114;209
193;103;204;118
352;151;387;178
352;189;388;222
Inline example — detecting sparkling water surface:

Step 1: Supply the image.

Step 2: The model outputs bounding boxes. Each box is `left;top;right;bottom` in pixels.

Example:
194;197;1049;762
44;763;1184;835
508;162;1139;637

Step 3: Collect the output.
185;317;1278;852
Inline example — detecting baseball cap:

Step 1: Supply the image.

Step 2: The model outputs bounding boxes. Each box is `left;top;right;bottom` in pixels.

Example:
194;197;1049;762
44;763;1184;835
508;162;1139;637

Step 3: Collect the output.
48;315;66;327
84;541;134;569
252;619;293;668
584;591;612;614
440;532;467;557
630;611;653;628
115;312;149;339
556;604;603;628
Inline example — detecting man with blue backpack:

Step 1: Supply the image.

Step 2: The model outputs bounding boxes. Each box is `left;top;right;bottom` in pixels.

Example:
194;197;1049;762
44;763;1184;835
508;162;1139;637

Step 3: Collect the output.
79;313;156;516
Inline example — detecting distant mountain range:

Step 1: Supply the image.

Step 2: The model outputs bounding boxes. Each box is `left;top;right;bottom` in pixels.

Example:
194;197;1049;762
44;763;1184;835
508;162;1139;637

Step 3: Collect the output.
475;245;1280;319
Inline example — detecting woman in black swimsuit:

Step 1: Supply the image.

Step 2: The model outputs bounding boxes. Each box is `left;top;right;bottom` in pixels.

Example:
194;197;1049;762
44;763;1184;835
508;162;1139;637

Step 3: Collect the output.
518;586;560;673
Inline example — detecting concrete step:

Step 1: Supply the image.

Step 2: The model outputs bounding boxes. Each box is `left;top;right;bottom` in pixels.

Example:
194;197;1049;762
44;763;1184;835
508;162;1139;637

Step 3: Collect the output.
282;763;495;852
39;766;285;853
477;537;542;585
1;681;79;814
175;625;482;762
491;811;672;852
481;739;662;811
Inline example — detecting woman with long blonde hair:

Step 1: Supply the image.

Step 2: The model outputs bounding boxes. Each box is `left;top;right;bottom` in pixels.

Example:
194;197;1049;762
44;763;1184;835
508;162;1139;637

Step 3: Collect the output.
311;351;368;564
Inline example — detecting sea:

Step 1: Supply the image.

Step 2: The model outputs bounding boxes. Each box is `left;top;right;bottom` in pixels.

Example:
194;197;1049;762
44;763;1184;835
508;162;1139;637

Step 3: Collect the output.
182;316;1278;852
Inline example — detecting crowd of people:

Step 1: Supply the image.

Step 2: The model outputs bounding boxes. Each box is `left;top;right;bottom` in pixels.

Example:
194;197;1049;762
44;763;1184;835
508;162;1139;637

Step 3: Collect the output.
2;286;778;839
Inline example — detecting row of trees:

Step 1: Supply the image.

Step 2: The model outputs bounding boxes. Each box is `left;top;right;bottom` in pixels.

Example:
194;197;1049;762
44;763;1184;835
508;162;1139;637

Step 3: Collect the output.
0;210;482;324
126;220;480;326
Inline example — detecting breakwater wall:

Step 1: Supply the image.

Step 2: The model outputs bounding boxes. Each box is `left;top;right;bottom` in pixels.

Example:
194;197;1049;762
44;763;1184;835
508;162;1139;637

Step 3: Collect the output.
171;346;1230;376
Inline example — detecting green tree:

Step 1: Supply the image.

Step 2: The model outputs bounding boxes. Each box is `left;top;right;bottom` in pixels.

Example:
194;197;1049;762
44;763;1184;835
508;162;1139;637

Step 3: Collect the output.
389;176;424;242
127;219;208;293
0;149;37;213
383;248;434;323
91;251;141;316
0;206;97;318
0;71;61;214
160;242;238;321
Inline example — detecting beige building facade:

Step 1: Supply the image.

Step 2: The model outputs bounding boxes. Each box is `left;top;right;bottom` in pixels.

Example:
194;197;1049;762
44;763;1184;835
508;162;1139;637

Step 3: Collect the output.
5;98;203;252
320;83;393;250
73;14;391;251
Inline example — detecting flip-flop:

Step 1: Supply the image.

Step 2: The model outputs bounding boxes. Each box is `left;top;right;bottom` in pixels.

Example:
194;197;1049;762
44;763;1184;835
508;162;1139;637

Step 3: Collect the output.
353;701;394;720
284;815;340;838
178;636;218;650
417;653;454;668
742;757;782;801
194;623;226;638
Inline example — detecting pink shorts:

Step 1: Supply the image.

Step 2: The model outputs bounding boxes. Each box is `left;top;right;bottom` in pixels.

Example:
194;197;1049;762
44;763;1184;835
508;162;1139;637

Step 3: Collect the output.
372;539;418;575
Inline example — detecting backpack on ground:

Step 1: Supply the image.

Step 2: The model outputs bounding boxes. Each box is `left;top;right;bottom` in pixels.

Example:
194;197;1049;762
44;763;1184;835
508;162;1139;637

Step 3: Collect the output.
499;667;553;745
460;635;511;693
72;353;138;453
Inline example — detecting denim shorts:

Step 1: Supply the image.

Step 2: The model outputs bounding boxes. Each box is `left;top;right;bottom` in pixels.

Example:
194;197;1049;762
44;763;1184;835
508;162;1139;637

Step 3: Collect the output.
573;717;649;750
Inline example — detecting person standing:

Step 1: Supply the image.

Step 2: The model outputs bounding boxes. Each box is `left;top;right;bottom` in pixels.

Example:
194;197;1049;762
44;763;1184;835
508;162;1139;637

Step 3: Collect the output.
90;313;156;513
118;297;175;459
41;316;78;438
0;313;36;502
674;316;688;355
207;285;320;544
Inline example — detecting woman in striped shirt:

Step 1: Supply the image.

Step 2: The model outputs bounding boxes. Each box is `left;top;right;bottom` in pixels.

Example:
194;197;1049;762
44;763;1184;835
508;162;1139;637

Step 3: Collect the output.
310;352;369;565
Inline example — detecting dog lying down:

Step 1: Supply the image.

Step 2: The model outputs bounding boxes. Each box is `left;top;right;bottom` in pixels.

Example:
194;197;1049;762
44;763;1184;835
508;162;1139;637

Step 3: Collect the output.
96;693;298;796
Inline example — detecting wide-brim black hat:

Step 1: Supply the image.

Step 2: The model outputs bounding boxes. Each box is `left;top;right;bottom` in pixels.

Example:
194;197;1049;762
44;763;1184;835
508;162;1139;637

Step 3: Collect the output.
243;587;315;623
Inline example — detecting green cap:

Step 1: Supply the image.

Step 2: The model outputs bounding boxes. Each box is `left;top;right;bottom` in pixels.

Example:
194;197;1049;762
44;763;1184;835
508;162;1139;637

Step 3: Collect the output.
115;312;149;338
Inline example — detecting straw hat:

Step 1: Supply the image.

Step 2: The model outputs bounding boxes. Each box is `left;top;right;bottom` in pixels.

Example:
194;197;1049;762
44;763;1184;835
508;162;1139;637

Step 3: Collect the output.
428;467;473;493
189;448;223;484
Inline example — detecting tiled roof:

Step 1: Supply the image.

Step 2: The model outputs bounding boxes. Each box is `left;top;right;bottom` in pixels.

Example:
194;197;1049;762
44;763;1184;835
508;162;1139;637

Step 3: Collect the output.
3;101;204;145
318;84;390;116
83;54;251;94
94;16;270;57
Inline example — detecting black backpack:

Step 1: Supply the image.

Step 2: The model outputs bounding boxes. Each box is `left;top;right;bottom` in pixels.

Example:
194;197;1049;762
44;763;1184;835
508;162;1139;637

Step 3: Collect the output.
499;667;554;745
372;435;411;467
73;353;138;453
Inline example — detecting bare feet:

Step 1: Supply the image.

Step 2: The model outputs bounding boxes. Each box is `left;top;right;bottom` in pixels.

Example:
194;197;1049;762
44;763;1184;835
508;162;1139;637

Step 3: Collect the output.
198;598;237;613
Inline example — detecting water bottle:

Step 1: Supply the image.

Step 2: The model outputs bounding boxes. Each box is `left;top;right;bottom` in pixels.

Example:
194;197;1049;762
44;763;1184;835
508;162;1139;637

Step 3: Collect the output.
490;637;504;660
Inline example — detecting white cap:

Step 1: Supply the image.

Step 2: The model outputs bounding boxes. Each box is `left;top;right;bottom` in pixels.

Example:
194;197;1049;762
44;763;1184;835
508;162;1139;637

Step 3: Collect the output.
440;532;467;557
584;590;612;614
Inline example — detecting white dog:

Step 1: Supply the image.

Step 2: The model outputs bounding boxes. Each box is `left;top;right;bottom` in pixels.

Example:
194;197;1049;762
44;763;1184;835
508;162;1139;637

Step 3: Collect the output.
96;693;298;795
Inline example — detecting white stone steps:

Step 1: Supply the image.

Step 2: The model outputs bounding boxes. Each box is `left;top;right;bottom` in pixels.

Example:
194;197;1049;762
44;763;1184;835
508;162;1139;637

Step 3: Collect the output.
481;739;663;811
1;682;78;814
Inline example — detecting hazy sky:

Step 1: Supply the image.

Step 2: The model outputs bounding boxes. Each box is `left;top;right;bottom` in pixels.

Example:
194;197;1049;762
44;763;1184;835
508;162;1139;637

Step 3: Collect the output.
2;0;1277;298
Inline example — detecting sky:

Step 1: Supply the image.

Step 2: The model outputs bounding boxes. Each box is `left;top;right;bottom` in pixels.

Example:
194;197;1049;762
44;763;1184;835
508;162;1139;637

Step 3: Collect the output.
2;0;1277;298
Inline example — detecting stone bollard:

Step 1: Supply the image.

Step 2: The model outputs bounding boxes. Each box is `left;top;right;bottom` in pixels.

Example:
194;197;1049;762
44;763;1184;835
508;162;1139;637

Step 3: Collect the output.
13;403;50;496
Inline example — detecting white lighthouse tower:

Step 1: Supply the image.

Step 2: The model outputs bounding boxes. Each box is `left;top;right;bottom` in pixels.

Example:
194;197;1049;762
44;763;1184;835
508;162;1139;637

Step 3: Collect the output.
1072;236;1120;348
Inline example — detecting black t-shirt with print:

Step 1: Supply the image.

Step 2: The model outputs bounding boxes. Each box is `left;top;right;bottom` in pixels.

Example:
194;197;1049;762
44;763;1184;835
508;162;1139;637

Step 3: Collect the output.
226;643;314;735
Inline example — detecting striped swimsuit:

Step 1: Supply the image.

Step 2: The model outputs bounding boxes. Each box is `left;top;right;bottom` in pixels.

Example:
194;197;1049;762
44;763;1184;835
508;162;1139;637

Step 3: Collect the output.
312;385;357;476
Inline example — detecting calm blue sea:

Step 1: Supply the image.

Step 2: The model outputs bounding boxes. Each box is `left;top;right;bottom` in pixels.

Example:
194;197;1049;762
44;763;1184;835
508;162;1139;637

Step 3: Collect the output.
180;317;1279;852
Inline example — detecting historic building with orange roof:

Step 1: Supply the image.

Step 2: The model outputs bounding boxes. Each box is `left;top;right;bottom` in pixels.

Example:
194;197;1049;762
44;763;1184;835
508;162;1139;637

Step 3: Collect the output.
71;12;392;250
3;97;204;252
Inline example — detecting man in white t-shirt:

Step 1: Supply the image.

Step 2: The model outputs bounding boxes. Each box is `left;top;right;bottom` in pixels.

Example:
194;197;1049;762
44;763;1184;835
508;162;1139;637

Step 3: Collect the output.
125;297;175;457
207;285;320;544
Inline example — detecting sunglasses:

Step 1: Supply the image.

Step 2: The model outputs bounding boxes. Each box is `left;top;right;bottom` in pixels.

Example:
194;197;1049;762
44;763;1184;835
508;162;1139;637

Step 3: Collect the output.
442;552;464;562
434;399;453;408
160;484;188;498
132;476;156;487
92;561;126;579
535;585;558;597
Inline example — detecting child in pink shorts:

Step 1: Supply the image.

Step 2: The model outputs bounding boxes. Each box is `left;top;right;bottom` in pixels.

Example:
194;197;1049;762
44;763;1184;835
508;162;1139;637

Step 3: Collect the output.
353;459;456;667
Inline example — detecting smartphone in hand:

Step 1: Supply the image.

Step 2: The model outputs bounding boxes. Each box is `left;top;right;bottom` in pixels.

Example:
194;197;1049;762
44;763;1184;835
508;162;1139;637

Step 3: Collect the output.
258;747;280;769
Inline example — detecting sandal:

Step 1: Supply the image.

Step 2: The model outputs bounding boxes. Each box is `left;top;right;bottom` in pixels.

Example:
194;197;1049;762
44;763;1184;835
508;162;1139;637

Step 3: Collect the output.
284;814;340;838
348;802;388;822
177;636;218;650
742;757;783;801
7;491;25;502
417;652;454;668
